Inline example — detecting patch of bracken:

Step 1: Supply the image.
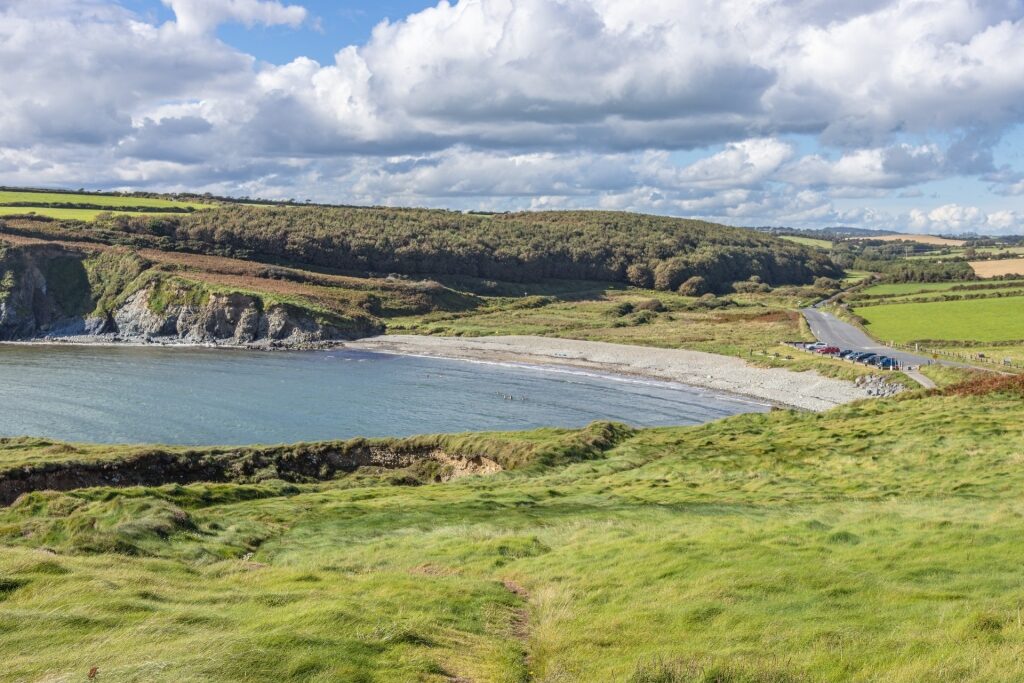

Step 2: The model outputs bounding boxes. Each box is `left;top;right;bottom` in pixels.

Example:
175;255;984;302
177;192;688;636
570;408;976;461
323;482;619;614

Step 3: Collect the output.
940;373;1024;398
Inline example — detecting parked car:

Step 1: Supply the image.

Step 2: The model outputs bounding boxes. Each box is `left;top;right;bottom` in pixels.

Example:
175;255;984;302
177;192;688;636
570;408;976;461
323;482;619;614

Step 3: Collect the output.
807;342;827;350
814;346;841;354
854;353;878;364
875;357;900;370
838;349;859;359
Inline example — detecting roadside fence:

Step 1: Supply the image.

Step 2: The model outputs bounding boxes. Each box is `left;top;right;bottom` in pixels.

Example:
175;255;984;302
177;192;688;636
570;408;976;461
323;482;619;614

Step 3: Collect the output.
886;342;1024;371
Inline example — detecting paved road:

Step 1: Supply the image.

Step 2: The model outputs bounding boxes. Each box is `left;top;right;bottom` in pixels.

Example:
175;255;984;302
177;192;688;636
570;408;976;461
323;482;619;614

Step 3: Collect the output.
802;307;933;367
801;307;941;388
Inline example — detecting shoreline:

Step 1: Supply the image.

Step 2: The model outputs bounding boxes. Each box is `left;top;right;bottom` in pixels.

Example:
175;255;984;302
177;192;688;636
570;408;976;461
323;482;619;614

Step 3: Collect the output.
0;336;344;352
1;333;872;411
345;335;869;412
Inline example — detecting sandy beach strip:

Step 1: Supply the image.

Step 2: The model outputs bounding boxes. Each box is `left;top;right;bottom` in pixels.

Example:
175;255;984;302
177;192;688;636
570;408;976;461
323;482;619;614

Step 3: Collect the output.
346;335;868;411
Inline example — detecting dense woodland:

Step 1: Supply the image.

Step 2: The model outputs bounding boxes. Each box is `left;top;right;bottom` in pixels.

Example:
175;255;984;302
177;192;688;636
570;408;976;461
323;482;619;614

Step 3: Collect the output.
72;207;840;293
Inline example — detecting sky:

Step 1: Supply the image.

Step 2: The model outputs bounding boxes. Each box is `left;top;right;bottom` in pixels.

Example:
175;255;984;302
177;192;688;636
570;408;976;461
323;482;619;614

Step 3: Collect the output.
1;1;1023;234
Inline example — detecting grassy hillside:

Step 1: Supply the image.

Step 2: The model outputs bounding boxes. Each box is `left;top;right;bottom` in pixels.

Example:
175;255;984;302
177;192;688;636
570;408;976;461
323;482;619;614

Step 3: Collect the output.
3;379;1024;681
0;235;484;342
20;205;842;292
2;206;858;377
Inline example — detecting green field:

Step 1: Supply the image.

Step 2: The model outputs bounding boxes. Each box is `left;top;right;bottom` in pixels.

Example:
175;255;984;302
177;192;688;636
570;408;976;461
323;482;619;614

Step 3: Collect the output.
857;295;1024;343
0;190;208;210
779;234;833;249
855;286;1024;309
0;206;191;221
840;269;873;286
858;281;973;297
3;383;1024;681
0;190;209;221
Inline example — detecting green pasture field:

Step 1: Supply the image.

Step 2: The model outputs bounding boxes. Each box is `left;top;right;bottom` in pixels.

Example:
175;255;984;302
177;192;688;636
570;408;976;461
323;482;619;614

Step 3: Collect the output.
857;295;1024;343
0;190;208;210
857;286;1024;308
0;207;190;221
929;344;1024;366
4;388;1024;681
858;281;970;296
839;269;873;286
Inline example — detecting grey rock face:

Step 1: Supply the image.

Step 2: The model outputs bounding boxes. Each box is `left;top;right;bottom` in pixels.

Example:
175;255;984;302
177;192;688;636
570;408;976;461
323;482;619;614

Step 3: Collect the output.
113;290;172;338
1;243;381;347
0;246;62;339
107;285;365;346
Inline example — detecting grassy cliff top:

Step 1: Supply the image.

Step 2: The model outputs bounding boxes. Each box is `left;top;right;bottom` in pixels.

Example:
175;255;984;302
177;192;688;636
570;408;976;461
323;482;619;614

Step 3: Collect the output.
2;379;1024;681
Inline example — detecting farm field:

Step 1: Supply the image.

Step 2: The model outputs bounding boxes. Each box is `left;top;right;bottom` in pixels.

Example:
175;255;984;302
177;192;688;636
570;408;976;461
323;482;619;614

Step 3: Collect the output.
0;190;211;221
858;281;975;297
929;344;1024;366
779;234;833;249
840;269;873;286
854;285;1024;308
4;383;1024;681
873;287;1024;307
856;295;1024;343
0;190;209;210
0;207;190;221
907;247;1024;261
854;233;966;246
971;258;1024;278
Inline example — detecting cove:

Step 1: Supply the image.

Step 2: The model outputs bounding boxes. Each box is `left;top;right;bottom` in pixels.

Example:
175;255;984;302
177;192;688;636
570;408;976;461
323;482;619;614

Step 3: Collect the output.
0;345;768;445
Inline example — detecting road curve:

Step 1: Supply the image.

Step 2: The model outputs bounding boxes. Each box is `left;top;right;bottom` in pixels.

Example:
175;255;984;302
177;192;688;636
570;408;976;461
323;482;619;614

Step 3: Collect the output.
801;307;933;367
801;307;945;388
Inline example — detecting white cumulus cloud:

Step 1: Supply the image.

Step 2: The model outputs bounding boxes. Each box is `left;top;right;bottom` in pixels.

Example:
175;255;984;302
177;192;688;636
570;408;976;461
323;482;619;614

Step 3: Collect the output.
0;0;1022;233
163;0;308;35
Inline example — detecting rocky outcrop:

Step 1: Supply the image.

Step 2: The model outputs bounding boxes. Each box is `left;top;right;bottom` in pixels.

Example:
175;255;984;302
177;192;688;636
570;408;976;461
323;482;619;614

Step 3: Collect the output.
0;243;91;339
109;287;378;346
855;374;907;398
0;243;382;346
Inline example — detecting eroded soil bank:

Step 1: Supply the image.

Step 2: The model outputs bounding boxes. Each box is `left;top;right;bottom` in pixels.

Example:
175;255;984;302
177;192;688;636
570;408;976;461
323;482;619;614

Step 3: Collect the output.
0;440;500;506
0;422;633;505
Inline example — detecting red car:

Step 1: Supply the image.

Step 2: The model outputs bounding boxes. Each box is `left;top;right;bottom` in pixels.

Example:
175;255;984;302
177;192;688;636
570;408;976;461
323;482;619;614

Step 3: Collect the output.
814;346;841;354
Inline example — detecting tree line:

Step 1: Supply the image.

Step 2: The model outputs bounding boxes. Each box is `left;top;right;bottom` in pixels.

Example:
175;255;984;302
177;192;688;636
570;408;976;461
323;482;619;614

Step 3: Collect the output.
87;207;840;292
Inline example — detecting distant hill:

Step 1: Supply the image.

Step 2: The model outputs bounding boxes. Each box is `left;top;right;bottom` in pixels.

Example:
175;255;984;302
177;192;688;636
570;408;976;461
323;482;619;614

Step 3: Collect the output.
85;206;841;293
752;225;901;238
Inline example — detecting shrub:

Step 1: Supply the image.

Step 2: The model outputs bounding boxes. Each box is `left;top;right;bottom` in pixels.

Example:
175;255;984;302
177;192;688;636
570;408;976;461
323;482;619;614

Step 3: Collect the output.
627;263;655;289
608;301;636;317
678;276;709;296
634;298;665;312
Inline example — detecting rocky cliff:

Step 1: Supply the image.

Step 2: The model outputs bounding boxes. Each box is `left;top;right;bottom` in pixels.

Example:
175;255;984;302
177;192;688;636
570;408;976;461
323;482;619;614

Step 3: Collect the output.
0;243;382;346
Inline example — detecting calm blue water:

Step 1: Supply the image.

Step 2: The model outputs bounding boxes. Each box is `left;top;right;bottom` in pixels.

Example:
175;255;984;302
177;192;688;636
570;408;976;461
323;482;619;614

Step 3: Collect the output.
0;345;768;445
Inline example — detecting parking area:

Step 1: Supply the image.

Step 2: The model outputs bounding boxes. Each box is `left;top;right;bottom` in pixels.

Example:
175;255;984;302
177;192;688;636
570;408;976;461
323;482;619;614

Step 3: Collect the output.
789;341;906;371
